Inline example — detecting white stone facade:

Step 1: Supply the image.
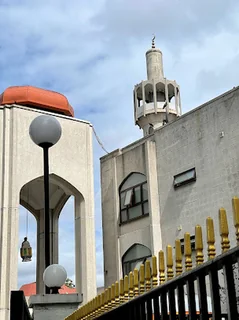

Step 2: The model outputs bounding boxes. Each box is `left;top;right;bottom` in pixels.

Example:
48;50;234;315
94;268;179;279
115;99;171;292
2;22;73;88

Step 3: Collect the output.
101;52;239;287
0;104;97;320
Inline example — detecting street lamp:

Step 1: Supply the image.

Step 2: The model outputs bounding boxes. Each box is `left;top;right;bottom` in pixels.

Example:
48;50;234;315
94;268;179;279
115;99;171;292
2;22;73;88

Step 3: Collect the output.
43;264;67;294
29;115;62;294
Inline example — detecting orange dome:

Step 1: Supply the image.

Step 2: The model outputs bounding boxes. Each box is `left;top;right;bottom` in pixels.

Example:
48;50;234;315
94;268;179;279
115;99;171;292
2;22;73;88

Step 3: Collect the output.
0;86;74;117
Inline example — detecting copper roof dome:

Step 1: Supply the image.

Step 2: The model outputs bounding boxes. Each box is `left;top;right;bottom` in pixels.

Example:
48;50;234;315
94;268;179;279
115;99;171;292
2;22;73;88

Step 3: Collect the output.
0;86;74;117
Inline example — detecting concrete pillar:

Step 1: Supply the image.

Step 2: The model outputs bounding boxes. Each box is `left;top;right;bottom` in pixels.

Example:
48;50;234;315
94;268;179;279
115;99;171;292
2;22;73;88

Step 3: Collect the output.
75;194;96;302
0;107;19;320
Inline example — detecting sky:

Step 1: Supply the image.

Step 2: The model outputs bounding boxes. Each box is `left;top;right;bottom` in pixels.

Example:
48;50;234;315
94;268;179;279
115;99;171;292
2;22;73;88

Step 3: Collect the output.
1;0;239;290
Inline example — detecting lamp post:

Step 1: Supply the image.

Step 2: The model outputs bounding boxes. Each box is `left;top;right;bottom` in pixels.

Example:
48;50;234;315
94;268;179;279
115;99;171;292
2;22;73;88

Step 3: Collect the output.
29;115;62;294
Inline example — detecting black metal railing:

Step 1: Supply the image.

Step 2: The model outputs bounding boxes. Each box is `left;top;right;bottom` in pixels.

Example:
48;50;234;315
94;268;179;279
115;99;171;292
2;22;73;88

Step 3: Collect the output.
10;290;32;320
96;246;239;320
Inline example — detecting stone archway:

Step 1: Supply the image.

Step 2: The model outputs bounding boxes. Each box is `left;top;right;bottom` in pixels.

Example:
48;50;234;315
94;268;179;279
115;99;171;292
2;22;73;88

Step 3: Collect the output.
20;174;84;294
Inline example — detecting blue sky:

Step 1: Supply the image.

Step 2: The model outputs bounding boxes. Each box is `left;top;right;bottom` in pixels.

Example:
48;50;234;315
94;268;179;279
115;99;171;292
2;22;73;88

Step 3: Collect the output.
1;0;239;289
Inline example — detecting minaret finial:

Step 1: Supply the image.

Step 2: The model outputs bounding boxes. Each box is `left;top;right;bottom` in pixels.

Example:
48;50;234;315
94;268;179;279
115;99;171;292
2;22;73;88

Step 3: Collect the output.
152;35;155;48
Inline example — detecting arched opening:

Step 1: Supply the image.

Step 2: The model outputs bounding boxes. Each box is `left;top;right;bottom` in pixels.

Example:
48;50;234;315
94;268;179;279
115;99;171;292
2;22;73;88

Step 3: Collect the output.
136;86;143;107
122;244;151;276
119;172;148;224
155;82;166;109
18;174;84;296
168;83;176;110
144;83;154;104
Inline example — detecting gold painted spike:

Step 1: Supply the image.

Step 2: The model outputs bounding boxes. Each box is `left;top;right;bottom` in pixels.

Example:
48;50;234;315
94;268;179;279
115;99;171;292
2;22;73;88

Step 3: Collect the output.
115;281;120;306
195;225;204;265
139;264;145;294
111;283;116;308
219;208;230;253
166;245;174;280
124;275;129;302
175;239;183;276
184;233;192;270
129;272;134;299
232;197;239;245
108;286;112;310
206;217;216;259
100;292;105;314
152;256;158;287
133;269;139;296
159;250;165;284
104;289;108;312
96;295;101;317
145;260;151;291
120;279;124;304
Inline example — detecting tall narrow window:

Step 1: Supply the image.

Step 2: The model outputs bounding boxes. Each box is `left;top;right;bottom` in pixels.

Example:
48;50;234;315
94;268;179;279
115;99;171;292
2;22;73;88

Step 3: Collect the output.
119;173;149;224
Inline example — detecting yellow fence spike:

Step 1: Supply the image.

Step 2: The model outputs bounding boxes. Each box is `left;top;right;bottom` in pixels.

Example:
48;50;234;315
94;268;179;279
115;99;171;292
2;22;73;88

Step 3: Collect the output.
219;208;230;253
111;283;116;308
232;196;239;245
139;264;145;294
124;275;129;302
195;225;204;265
115;281;120;306
184;232;192;270
100;292;105;314
120;279;124;304
108;286;112;310
133;269;139;296
145;260;151;291
175;239;183;276
207;217;216;259
104;289;108;312
152;256;158;287
166;245;174;280
159;250;165;284
129;272;134;299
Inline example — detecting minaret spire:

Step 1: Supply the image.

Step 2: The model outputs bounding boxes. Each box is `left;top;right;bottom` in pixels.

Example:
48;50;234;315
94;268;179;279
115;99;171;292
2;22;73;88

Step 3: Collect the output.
152;35;156;49
133;37;182;136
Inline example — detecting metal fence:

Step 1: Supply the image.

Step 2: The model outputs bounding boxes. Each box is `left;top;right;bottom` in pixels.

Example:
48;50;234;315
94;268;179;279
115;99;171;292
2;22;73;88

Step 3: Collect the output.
10;290;32;320
96;246;239;319
66;197;239;320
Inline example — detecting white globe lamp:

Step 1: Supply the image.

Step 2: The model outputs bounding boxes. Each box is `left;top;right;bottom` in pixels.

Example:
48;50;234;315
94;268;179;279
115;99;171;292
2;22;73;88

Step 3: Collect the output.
43;264;67;294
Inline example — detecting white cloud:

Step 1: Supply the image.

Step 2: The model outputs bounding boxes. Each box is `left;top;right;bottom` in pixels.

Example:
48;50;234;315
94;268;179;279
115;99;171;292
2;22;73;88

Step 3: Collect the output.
3;0;238;292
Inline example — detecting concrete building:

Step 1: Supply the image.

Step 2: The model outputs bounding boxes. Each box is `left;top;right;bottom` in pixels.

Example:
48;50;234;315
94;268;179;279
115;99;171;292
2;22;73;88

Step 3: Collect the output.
0;86;96;320
101;39;239;287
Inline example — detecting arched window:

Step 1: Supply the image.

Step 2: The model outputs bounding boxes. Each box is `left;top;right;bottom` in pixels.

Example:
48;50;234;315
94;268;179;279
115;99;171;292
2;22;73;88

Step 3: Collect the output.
122;244;151;276
119;173;149;224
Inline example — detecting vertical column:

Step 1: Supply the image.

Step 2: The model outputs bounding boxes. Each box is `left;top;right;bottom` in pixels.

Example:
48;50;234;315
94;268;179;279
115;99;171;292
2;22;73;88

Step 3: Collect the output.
75;126;96;302
144;140;162;257
174;85;180;115
165;81;169;121
0;107;19;320
153;80;157;114
142;83;146;117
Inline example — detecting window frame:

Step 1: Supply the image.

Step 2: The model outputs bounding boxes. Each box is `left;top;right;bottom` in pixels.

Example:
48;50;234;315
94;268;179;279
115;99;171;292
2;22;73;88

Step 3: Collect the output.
120;181;149;225
173;168;196;189
122;255;151;277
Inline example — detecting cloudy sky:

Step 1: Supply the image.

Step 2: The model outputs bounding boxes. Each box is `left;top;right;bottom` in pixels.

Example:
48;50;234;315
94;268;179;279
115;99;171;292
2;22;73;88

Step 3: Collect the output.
1;0;239;290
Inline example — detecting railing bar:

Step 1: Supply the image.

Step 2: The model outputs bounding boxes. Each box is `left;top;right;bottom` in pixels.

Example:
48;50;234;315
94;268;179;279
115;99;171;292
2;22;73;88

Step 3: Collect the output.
140;301;147;320
153;296;160;320
168;288;177;320
197;274;209;319
177;285;186;320
208;267;222;320
223;261;238;319
160;291;168;320
186;279;197;320
146;298;153;320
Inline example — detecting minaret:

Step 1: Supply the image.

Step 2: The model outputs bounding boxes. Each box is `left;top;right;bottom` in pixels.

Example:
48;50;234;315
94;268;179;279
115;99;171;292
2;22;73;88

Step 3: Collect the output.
133;37;182;136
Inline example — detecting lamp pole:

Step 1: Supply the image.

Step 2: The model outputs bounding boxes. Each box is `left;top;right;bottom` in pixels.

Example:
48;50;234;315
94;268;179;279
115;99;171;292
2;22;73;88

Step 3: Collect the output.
29;115;62;294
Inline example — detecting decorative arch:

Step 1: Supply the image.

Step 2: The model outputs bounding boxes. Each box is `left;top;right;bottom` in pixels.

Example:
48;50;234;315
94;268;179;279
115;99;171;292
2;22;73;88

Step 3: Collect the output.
136;86;143;107
119;172;149;224
155;82;166;102
122;243;151;276
144;83;154;103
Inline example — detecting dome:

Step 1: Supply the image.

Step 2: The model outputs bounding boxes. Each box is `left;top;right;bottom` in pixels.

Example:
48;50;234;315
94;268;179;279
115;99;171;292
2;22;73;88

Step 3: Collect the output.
0;86;74;117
